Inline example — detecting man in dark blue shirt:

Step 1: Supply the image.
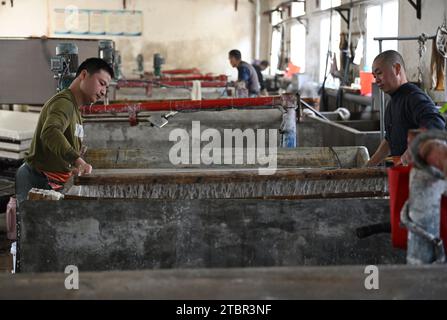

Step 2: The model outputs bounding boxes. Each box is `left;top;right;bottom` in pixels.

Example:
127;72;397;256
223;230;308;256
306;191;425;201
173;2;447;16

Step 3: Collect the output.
228;49;260;96
368;50;445;166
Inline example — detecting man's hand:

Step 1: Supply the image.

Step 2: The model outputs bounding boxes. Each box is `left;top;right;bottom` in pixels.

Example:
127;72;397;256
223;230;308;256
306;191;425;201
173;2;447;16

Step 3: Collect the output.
73;157;92;176
399;148;412;166
366;139;390;167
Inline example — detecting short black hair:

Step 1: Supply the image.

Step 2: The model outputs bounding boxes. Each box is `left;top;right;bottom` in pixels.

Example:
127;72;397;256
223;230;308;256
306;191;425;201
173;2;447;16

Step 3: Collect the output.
373;50;406;72
229;49;242;60
76;57;114;78
260;60;270;67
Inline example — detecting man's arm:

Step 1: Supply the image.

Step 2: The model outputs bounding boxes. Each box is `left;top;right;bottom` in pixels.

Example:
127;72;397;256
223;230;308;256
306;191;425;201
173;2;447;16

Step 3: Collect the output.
410;92;446;130
41;103;92;175
367;139;390;166
40;100;80;165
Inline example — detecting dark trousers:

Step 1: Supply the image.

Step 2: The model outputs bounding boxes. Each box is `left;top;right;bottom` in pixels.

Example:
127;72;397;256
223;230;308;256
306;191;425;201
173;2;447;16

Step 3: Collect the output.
15;162;51;210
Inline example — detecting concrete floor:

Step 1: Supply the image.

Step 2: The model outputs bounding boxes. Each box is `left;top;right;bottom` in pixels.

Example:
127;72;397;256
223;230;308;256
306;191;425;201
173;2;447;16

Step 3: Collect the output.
1;265;447;299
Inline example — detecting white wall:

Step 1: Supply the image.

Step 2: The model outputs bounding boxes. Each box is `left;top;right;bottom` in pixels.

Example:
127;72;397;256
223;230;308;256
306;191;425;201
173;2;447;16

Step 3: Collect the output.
261;0;447;87
0;0;258;79
0;0;49;37
398;0;447;89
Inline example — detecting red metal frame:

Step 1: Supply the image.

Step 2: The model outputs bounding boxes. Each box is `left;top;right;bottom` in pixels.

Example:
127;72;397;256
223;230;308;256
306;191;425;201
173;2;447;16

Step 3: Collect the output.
162;68;201;75
81;96;284;114
160;80;227;88
116;79;228;89
160;74;228;82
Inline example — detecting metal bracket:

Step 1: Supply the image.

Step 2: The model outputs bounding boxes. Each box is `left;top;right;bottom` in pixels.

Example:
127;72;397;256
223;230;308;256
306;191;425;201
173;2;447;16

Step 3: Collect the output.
148;111;178;129
296;17;308;34
407;0;422;20
335;8;351;29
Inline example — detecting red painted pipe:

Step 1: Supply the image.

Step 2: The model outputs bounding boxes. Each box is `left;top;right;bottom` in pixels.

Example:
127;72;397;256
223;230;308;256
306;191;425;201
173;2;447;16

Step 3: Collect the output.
81;96;283;114
160;80;227;88
160;74;228;81
162;68;201;75
116;80;149;88
116;79;227;88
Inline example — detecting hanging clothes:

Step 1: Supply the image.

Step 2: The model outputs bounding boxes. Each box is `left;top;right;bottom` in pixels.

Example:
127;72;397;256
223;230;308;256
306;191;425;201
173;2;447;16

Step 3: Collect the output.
431;39;445;91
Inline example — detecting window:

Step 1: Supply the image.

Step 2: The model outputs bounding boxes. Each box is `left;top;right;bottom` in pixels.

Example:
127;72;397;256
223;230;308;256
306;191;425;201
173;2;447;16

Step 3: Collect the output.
320;0;341;10
319;14;341;83
270;28;282;75
271;11;282;26
365;0;399;69
291;1;305;17
290;1;306;73
270;9;283;75
291;23;306;72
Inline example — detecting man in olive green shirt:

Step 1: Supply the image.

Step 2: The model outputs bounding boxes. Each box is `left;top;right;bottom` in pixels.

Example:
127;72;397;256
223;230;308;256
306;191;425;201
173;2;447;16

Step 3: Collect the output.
15;58;113;208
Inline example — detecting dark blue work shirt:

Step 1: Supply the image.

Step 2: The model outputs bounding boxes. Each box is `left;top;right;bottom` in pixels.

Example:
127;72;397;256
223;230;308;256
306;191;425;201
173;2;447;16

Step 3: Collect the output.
385;82;446;156
237;61;260;94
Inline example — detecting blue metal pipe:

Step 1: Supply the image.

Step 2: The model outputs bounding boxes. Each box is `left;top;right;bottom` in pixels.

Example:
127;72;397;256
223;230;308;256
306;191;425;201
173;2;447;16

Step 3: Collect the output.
281;107;297;148
280;94;298;148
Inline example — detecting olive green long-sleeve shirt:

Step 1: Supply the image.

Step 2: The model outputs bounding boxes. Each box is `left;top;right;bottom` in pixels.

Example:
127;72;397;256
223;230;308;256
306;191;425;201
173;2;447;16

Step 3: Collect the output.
26;89;83;173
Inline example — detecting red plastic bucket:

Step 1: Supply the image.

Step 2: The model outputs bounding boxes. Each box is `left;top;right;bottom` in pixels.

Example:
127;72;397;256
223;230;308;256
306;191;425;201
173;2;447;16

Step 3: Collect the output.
360;71;374;96
388;165;447;250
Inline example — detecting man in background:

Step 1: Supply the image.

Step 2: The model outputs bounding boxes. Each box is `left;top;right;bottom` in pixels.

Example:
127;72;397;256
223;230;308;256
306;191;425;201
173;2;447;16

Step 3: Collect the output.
228;49;260;97
253;60;270;96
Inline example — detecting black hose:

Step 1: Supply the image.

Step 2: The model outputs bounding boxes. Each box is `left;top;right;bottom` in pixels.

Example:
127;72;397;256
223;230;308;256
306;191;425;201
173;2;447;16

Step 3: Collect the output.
356;222;391;239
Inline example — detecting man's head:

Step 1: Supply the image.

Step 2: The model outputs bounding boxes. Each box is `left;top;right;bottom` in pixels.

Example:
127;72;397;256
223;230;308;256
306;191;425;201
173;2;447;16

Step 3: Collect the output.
74;58;114;104
260;60;270;71
372;50;408;94
229;49;242;68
